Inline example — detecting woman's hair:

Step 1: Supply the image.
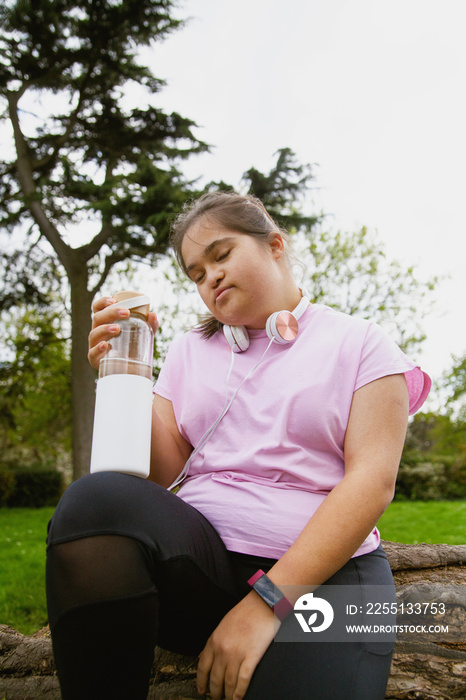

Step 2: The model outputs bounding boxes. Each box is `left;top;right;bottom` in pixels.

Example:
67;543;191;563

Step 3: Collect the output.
170;190;296;338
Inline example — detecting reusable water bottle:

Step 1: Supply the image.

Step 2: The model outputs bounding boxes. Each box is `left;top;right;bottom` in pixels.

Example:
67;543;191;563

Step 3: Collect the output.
90;291;154;478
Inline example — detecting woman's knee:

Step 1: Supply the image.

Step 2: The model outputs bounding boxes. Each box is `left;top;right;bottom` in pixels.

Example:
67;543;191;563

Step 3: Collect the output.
47;472;163;545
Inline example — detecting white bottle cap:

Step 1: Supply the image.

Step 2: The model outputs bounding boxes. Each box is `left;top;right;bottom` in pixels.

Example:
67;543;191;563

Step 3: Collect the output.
112;291;150;317
112;296;150;310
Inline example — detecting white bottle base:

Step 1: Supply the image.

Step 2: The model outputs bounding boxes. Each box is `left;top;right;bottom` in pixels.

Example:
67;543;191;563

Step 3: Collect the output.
90;374;153;478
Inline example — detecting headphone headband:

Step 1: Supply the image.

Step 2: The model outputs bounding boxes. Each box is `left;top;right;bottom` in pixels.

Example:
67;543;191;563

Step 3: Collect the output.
290;294;310;321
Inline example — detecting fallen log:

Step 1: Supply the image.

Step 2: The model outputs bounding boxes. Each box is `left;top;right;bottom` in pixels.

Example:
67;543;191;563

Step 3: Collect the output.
381;541;466;700
1;541;465;700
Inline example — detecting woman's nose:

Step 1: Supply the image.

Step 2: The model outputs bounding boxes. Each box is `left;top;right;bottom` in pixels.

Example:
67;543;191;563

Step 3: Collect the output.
207;265;224;287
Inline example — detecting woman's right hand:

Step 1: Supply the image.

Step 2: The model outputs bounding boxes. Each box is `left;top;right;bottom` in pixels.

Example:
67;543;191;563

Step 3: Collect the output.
88;296;159;370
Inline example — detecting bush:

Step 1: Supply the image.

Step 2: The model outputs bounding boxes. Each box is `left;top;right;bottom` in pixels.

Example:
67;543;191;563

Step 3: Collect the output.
0;469;16;507
0;466;64;508
396;453;466;501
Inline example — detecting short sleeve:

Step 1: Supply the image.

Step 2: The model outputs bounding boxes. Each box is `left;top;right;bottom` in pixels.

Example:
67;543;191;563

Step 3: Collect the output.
153;334;184;402
404;366;432;414
354;322;431;415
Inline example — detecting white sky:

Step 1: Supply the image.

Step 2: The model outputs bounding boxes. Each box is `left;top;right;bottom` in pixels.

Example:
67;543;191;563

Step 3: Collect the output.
145;0;466;396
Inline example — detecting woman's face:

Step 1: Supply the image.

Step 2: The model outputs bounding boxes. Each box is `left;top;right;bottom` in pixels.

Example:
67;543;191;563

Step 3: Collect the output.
181;220;288;329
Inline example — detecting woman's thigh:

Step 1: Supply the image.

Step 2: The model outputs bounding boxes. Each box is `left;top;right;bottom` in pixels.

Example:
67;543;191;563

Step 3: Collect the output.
48;472;233;572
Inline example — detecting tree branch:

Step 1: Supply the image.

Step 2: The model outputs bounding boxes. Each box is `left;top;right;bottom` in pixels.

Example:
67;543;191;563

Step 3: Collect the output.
7;90;74;273
89;249;129;298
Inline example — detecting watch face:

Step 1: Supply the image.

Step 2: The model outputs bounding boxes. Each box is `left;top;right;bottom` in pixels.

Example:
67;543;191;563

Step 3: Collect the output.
252;574;282;608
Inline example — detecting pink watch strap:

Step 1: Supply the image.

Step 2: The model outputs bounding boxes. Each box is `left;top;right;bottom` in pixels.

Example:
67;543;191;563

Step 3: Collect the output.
247;569;266;586
247;569;294;621
273;595;294;620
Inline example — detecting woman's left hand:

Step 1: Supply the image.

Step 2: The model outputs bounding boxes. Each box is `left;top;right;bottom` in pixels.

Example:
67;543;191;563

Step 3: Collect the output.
196;591;276;700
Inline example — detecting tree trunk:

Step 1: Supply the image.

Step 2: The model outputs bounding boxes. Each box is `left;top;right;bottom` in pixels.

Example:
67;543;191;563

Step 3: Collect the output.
69;272;96;481
1;542;465;700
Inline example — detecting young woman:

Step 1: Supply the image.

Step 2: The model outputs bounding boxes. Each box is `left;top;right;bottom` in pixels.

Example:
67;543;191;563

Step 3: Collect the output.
46;192;430;700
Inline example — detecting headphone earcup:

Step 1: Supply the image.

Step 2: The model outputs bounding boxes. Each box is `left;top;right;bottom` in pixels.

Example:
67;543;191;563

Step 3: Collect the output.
223;324;250;352
265;312;279;342
266;310;300;344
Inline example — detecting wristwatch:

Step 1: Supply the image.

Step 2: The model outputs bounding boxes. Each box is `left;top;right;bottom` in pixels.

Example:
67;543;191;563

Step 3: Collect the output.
247;570;294;621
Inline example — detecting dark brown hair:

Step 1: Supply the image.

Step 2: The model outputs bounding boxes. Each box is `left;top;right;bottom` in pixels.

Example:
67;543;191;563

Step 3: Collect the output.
170;191;295;338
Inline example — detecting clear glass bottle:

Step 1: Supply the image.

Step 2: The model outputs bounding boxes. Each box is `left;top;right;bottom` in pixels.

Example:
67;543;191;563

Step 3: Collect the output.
90;291;154;478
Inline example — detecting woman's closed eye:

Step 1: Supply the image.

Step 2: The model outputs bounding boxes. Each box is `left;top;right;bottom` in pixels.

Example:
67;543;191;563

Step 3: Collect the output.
216;250;230;262
192;250;231;284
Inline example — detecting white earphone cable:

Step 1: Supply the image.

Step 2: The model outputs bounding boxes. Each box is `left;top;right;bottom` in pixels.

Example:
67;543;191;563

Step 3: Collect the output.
167;337;275;491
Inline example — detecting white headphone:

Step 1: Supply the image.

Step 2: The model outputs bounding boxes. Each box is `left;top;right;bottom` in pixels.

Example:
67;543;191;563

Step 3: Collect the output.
223;294;310;352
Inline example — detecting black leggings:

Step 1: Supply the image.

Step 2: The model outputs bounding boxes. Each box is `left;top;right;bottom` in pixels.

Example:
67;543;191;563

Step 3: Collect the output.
46;472;394;699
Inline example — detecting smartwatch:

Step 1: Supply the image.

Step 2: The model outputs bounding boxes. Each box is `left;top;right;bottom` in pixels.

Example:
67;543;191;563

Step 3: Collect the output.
247;570;294;621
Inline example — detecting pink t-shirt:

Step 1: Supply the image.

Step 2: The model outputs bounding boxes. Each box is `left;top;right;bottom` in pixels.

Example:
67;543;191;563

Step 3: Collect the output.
154;304;430;559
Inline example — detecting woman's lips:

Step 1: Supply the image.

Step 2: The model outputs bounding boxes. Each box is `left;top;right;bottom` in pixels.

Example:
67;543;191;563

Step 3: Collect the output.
215;287;231;303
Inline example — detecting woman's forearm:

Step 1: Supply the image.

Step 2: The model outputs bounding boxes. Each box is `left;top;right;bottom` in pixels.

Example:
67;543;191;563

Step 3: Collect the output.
149;397;192;488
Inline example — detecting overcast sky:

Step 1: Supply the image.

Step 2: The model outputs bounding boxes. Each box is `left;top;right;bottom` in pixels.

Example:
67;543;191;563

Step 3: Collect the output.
143;0;466;398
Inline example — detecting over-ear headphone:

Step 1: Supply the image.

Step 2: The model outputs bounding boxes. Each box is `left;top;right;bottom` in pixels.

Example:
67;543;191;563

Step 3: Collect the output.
223;294;310;352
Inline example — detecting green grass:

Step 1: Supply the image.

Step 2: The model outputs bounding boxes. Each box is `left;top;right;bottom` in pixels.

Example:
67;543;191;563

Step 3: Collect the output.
0;501;465;635
0;507;54;635
378;499;466;545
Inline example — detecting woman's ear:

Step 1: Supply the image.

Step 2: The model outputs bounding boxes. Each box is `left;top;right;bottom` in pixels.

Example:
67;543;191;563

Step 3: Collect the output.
267;231;286;260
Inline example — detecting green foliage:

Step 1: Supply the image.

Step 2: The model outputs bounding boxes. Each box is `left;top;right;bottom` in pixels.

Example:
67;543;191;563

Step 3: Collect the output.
0;243;65;313
0;469;16;507
443;352;466;419
0;466;64;508
242;147;321;233
0;304;72;465
396;453;466;501
397;412;466;500
295;226;437;353
405;411;466;457
209;147;321;233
